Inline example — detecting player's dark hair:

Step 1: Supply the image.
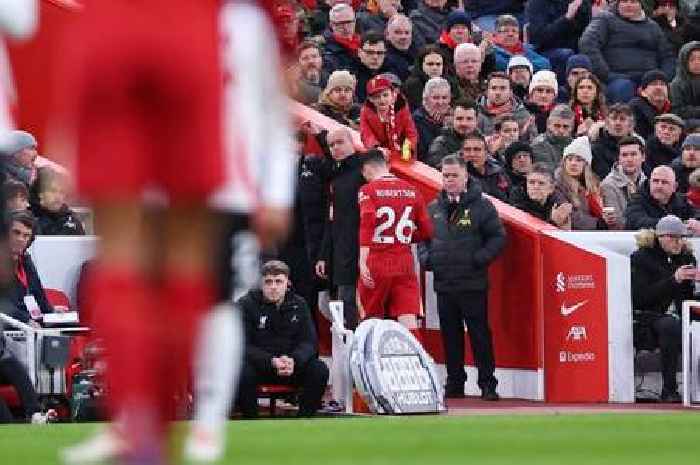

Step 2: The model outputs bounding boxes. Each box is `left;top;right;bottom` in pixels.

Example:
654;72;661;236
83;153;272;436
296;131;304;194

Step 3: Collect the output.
361;149;387;167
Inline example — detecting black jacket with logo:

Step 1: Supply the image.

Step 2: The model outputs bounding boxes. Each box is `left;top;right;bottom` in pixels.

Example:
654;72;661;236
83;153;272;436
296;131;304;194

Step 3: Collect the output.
238;289;317;373
420;180;506;293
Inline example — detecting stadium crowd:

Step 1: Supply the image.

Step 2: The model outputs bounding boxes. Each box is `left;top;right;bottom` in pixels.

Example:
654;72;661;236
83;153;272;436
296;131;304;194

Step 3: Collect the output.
3;0;700;424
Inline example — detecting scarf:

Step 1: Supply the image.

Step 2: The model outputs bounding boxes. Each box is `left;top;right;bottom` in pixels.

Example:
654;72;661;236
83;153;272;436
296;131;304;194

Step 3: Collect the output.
333;33;361;55
438;30;459;50
648;97;672;114
688;188;700;208
586;192;604;219
493;38;524;55
485;98;514;116
572;104;603;127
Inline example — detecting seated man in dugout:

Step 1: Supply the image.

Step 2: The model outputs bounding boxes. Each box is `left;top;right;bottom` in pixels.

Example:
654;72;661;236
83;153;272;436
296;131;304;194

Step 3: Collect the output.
236;260;329;418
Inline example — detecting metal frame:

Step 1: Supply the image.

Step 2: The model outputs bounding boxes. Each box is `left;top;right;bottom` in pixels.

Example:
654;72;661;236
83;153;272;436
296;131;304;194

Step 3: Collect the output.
681;300;700;407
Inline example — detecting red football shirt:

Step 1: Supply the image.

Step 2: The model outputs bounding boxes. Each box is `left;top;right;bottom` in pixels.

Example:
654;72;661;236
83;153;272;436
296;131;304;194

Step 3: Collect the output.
358;174;432;275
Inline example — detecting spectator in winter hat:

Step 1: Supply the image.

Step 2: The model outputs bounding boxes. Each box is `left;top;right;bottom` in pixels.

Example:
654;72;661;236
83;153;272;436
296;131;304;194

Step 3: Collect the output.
557;54;593;103
314;70;361;129
526;70;558;133
670;133;700;193
643;113;684;175
507;55;533;100
0;130;38;188
629;69;673;140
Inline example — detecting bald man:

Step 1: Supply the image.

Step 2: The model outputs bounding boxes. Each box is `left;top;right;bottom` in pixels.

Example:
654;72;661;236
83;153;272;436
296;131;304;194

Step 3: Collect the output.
625;166;700;233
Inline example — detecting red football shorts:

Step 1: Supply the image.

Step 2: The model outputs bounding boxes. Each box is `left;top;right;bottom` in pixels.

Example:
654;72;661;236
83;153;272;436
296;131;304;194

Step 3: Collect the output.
358;271;422;319
68;2;224;201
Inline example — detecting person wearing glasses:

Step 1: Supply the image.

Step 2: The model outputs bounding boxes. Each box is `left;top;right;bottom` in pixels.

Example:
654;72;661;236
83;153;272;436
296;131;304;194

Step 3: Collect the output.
492;15;551;75
354;31;400;103
323;3;361;76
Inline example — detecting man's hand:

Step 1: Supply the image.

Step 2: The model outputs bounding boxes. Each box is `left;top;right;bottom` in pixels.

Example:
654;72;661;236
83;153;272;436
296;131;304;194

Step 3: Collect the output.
602;209;618;227
675;264;696;283
315;260;327;279
565;0;584;20
360;262;374;288
592;0;608;17
253;206;291;249
686;218;700;236
551;203;573;228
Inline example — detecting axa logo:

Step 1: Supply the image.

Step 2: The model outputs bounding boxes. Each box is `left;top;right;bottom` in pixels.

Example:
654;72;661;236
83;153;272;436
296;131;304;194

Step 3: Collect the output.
566;325;588;341
560;300;588;317
555;272;566;293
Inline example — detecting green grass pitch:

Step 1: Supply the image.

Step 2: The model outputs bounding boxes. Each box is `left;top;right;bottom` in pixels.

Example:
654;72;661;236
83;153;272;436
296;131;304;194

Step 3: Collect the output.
1;413;698;465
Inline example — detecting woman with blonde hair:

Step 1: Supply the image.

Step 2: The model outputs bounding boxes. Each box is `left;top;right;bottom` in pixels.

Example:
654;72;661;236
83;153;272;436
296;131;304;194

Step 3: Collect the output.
555;136;616;230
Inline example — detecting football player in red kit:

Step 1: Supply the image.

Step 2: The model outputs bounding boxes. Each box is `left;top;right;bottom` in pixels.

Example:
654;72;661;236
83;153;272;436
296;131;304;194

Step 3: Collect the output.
59;2;225;464
357;150;433;337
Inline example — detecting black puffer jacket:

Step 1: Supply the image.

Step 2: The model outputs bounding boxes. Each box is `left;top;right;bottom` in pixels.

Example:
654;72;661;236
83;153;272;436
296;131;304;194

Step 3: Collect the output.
631;230;695;316
642;135;681;176
591;129;622;180
579;7;675;82
421;181;506;293
624;181;694;230
629;96;664;141
468;159;511;203
239;289;317;373
510;188;565;225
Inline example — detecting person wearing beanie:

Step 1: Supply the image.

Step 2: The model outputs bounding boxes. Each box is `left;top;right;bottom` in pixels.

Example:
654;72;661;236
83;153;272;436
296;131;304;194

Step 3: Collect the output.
630;213;697;403
557;54;593;103
437;11;472;69
492;15;551;74
507;55;534;100
629;69;672;140
670;133;700;193
532;104;575;169
555;135;613;230
503;141;532;193
643;113;684;175
579;0;675;103
0;129;38;188
526;70;558;133
313;70;361;129
360;75;418;160
525;0;593;83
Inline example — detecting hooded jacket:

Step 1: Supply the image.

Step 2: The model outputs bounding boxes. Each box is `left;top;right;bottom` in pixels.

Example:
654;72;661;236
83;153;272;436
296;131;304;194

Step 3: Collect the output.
409;3;450;51
578;6;675;82
531;132;571;170
624;180;694;230
420;180;506;293
630;229;695;316
427;127;467;168
670;41;700;120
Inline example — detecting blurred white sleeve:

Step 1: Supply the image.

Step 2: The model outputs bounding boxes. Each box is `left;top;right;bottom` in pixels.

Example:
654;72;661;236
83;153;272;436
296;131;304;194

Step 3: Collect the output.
0;0;37;40
212;1;295;212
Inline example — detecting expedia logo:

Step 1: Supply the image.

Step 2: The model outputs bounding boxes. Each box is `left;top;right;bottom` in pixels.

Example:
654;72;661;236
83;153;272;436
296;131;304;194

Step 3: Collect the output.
559;351;596;363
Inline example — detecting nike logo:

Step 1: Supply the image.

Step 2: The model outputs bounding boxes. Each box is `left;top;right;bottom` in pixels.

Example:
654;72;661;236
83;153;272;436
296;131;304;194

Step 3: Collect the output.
560;300;588;316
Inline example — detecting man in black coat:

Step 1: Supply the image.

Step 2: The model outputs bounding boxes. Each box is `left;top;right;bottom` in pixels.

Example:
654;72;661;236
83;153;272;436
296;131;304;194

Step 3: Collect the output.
315;128;366;329
237;260;329;417
3;211;53;325
624;165;698;231
630;215;696;402
629;70;673;141
591;104;635;180
643;113;684;175
419;155;506;401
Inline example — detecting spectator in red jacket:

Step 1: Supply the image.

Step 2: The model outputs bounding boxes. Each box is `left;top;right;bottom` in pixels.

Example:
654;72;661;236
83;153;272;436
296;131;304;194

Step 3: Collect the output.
360;75;418;160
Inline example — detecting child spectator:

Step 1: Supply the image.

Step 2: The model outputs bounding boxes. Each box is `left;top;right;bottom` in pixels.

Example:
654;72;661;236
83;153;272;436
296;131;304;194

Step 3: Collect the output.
360;75;418;160
30;167;85;236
